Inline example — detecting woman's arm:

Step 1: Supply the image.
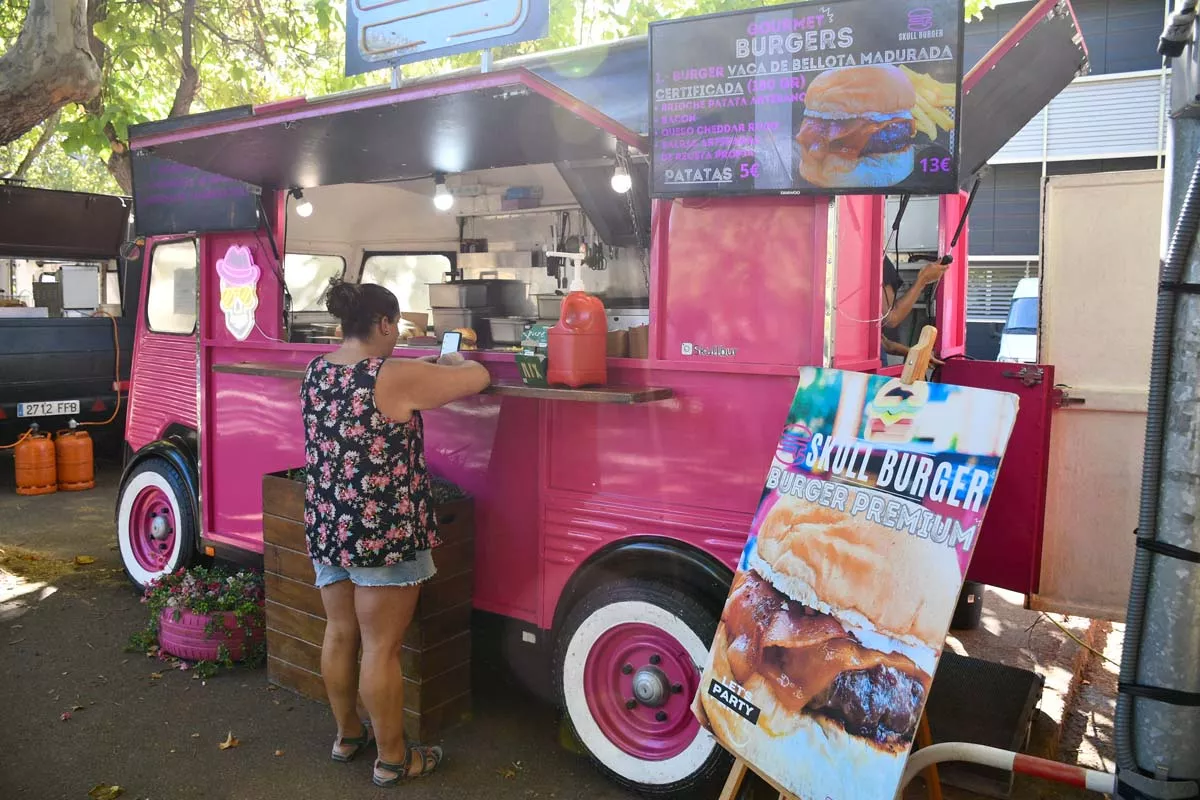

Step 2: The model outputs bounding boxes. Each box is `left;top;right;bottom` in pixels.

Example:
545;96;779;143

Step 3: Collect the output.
882;336;944;366
882;261;949;329
882;337;910;357
375;356;491;421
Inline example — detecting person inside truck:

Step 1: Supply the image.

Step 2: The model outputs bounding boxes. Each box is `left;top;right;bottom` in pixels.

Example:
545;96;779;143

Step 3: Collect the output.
881;254;948;364
300;280;490;787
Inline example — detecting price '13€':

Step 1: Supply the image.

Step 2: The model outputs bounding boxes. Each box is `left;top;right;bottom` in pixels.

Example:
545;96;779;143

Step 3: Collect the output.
921;157;952;173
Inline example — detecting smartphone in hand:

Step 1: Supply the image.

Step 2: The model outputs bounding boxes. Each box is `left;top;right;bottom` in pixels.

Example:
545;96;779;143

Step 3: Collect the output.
440;331;462;356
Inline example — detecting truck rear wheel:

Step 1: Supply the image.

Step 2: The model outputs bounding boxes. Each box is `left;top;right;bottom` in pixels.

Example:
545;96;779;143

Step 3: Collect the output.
117;458;197;590
556;579;729;798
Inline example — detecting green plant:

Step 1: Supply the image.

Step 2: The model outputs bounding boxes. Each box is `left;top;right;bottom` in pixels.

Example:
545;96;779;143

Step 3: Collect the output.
127;565;266;675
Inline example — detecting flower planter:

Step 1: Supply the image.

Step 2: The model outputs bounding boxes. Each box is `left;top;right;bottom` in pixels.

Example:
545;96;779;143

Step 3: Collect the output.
158;607;265;662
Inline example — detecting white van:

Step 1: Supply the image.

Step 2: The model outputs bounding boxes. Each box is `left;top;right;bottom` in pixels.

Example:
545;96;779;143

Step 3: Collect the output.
998;277;1039;363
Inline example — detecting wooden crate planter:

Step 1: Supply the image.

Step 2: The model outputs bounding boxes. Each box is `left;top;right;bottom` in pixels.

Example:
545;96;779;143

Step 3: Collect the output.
261;471;474;742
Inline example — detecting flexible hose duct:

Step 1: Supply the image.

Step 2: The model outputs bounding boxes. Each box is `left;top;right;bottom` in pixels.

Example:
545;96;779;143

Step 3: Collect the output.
1115;148;1200;774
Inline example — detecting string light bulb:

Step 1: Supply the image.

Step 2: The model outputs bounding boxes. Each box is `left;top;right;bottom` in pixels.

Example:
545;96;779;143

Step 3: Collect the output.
290;188;313;217
433;174;454;211
610;164;632;194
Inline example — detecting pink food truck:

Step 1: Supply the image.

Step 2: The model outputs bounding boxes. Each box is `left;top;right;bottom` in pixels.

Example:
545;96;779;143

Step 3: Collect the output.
113;1;1086;795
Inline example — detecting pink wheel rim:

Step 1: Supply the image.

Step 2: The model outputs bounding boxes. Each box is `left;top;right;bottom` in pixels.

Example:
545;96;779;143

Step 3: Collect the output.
129;485;176;573
583;622;701;762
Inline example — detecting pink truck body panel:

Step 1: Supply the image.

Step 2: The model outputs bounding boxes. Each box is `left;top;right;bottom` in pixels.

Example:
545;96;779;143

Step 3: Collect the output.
126;185;981;631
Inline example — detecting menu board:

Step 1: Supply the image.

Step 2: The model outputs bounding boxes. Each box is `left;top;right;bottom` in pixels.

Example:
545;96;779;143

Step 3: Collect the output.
692;367;1017;800
649;0;964;198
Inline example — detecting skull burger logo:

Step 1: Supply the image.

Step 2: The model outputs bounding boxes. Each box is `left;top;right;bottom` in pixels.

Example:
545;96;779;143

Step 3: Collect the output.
216;245;261;341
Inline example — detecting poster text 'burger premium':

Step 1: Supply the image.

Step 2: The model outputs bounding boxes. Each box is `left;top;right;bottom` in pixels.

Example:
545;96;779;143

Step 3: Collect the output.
695;368;1018;800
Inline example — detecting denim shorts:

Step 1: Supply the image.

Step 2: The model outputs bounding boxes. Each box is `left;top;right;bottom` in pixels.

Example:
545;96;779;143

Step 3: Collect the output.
312;549;437;589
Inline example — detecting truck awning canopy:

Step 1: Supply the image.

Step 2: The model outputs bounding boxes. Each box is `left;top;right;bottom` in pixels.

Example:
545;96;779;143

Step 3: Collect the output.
959;0;1089;185
0;185;131;260
129;69;646;191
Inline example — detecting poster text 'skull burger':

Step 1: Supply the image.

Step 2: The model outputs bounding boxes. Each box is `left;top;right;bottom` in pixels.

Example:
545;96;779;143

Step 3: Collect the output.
797;64;917;189
703;494;960;795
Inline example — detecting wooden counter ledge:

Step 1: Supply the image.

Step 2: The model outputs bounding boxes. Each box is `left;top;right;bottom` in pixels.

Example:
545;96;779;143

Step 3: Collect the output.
212;362;674;405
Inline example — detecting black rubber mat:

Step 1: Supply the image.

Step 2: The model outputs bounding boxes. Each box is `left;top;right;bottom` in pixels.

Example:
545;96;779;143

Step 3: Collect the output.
922;652;1045;798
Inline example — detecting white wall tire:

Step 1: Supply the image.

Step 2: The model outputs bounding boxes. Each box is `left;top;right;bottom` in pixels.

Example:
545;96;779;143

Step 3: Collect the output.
117;458;197;590
556;580;729;798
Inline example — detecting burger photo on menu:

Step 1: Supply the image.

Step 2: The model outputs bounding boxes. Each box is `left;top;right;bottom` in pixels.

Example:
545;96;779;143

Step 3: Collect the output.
795;63;958;191
694;368;1018;800
797;64;917;189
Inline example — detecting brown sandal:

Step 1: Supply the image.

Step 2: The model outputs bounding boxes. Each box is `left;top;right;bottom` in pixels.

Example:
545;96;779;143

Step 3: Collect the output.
373;744;444;786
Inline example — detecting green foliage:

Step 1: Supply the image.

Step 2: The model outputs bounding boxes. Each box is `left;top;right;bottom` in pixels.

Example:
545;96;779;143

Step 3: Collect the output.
406;0;997;77
126;565;266;676
2;0;361;189
1;0;996;191
964;0;998;20
0;125;121;193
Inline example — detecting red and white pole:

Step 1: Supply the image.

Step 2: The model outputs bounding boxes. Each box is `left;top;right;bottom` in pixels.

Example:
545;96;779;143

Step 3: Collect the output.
899;743;1116;796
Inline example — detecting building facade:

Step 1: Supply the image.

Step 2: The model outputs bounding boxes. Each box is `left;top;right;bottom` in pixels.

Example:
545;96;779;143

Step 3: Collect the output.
963;0;1167;358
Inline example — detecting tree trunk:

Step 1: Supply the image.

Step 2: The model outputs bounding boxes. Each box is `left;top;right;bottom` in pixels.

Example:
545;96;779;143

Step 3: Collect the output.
0;0;101;146
170;0;200;118
104;125;132;195
102;0;199;194
13;109;62;180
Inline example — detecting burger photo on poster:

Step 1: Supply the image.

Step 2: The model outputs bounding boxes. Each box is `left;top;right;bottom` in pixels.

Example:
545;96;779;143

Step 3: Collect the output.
796;64;918;189
700;493;960;800
865;379;931;445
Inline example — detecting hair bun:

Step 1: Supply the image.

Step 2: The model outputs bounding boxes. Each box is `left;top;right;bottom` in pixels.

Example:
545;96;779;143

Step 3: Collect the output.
325;280;361;321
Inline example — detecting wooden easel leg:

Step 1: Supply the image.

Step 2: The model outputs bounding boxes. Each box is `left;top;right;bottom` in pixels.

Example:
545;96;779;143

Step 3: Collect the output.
718;757;801;800
916;714;943;800
718;721;939;800
718;758;750;800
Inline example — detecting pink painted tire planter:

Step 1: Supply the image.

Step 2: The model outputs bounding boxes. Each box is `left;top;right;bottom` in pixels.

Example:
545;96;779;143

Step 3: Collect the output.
158;608;264;662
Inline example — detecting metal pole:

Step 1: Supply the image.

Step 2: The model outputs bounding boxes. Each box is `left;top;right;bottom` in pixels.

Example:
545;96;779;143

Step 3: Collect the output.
390;65;402;89
481;49;493;73
1123;112;1200;784
1114;10;1200;789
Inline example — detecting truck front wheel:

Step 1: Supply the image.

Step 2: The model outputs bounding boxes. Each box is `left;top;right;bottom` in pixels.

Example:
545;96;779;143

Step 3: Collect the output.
556;579;729;798
117;458;197;590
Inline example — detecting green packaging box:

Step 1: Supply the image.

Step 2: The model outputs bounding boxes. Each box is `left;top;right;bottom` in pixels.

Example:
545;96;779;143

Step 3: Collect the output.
517;324;550;387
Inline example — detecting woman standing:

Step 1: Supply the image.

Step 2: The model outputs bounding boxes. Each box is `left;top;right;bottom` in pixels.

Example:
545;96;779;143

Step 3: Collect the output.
300;281;490;787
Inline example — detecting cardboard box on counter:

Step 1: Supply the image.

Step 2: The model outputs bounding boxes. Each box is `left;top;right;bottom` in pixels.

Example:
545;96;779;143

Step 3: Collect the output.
607;329;629;358
401;312;429;335
628;325;649;359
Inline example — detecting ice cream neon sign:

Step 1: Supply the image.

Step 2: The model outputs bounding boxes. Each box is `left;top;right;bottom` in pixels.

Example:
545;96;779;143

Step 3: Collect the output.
215;244;261;341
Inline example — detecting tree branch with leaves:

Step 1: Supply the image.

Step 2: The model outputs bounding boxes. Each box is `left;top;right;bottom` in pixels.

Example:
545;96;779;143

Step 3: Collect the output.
2;0;997;192
0;0;100;147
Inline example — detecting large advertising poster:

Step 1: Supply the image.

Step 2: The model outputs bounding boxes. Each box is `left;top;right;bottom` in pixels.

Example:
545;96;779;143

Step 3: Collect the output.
649;0;965;198
694;368;1018;800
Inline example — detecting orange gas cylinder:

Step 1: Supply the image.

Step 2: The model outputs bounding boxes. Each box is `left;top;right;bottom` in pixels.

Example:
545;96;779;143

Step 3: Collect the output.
56;429;95;491
547;291;608;388
14;430;57;496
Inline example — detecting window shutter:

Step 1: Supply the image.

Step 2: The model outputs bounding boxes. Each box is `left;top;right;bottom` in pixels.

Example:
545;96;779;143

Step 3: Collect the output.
967;266;1038;322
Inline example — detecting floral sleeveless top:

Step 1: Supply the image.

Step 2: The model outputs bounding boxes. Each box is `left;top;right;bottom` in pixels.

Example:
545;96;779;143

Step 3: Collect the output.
300;357;441;567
